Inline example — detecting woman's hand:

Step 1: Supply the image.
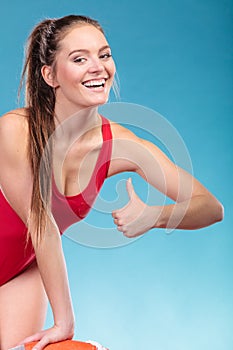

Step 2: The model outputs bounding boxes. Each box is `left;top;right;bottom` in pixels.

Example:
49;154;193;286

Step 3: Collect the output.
112;178;158;238
19;322;74;350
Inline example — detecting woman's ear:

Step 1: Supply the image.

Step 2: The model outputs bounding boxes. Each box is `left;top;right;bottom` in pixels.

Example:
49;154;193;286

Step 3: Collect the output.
41;65;59;88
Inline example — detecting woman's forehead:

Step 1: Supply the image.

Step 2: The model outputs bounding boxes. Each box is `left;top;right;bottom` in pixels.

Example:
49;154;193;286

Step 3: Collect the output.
59;24;108;50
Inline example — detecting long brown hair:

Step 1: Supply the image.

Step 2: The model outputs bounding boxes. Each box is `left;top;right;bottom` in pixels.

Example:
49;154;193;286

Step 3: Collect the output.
19;15;104;245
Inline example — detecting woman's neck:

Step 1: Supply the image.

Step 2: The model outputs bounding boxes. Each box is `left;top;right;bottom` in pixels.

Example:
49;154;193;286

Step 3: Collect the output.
54;106;100;141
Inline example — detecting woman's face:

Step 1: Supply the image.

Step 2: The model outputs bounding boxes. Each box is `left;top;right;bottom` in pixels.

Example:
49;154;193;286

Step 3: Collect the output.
52;24;116;114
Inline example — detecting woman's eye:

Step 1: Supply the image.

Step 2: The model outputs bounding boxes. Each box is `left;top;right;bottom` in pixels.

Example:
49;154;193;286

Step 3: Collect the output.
100;52;112;59
73;57;86;64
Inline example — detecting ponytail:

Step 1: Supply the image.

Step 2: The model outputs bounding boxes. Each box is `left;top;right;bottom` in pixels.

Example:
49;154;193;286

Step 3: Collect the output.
19;15;104;245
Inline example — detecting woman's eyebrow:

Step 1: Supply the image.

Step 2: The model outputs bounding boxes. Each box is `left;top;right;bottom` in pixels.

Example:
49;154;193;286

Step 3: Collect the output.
68;45;111;57
99;45;111;52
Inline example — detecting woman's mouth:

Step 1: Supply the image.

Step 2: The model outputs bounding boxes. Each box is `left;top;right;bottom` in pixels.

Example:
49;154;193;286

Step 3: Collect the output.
82;78;107;89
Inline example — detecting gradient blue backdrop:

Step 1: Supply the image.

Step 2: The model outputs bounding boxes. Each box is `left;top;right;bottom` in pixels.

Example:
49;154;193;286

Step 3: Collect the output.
1;1;232;349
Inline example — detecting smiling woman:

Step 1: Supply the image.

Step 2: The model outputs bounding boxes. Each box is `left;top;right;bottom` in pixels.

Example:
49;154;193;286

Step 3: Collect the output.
41;25;115;114
0;13;223;350
0;15;113;350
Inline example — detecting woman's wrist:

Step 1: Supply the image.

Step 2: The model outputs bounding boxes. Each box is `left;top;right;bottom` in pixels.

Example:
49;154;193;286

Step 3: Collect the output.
150;204;173;229
53;301;75;332
55;314;75;336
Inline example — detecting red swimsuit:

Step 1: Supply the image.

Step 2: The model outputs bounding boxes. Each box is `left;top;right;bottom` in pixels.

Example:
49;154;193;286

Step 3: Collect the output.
0;116;112;286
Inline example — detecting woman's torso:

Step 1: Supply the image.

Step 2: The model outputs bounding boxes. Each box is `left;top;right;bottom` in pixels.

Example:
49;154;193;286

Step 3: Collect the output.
0;111;113;286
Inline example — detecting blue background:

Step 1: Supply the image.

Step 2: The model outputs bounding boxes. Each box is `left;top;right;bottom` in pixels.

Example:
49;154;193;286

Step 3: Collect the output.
1;1;232;349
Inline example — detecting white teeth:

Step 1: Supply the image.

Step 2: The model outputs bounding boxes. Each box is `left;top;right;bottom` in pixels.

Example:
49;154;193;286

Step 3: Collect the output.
83;79;106;88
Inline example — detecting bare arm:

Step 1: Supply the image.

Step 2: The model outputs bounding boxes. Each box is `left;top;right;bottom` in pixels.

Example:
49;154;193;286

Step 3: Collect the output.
0;113;74;349
109;122;223;236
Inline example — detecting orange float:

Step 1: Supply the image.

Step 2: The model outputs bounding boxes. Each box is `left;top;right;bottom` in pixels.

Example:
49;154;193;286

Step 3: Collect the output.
10;340;108;350
25;340;97;349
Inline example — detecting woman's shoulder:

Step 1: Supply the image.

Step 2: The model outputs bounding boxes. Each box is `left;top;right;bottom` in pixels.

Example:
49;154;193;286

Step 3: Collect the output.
1;107;28;122
0;108;28;134
106;118;148;175
0;108;29;157
108;118;142;143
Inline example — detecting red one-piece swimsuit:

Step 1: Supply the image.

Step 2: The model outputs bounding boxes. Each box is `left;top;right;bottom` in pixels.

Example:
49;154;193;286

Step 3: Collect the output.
0;116;112;286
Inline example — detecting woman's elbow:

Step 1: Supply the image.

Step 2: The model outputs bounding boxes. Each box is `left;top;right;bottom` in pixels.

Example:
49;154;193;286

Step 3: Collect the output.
213;199;224;223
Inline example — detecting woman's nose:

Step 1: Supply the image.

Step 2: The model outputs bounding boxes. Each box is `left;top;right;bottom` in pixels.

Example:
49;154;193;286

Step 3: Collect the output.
88;57;105;73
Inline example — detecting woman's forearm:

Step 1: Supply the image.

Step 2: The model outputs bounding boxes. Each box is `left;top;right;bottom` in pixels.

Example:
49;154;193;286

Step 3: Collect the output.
33;223;74;333
154;194;224;230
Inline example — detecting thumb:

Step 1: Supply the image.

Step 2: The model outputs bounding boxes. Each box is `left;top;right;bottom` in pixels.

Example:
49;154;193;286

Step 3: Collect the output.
126;177;135;199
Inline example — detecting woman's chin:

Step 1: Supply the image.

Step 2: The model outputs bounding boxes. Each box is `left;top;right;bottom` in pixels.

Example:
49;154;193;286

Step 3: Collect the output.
89;96;109;107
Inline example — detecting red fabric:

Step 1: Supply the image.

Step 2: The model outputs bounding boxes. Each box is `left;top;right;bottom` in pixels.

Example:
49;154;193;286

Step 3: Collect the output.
52;116;112;233
0;116;112;286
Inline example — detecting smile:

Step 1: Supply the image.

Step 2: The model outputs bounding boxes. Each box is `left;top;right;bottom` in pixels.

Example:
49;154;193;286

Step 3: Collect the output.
82;78;106;89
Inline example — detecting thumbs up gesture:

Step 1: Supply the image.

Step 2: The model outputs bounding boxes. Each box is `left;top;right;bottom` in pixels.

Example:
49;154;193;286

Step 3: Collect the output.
112;178;157;238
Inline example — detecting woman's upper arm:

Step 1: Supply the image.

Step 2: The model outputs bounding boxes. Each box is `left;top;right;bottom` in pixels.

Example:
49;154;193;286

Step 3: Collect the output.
136;137;211;202
0;113;32;223
110;122;210;202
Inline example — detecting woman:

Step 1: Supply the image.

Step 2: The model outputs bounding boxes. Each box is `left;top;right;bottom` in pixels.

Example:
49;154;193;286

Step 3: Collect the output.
0;15;223;350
